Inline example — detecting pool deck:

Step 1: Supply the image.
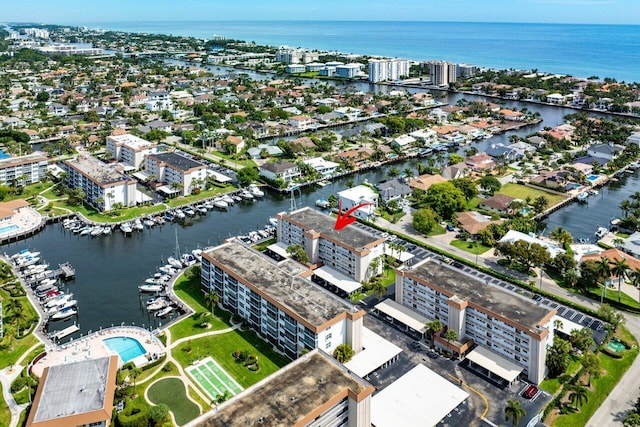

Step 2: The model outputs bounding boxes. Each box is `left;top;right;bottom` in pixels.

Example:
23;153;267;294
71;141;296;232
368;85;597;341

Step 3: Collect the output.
31;326;166;377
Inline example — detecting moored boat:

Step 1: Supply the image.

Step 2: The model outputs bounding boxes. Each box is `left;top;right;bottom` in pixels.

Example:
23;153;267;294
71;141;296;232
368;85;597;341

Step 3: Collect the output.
50;307;77;320
155;306;173;317
138;284;164;293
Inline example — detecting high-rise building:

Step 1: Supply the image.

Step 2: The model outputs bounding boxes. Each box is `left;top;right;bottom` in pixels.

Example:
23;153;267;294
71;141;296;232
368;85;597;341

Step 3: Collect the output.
368;59;410;83
428;60;457;86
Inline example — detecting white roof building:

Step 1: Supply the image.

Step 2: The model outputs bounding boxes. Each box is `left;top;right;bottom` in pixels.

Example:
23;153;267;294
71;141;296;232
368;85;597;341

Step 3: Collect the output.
338;184;378;219
498;230;565;258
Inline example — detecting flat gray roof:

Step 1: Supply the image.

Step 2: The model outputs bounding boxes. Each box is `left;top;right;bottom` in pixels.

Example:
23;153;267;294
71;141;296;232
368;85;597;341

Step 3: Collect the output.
64;155;131;185
195;350;372;427
204;240;357;328
34;357;111;422
406;259;553;331
282;207;384;251
147;152;204;171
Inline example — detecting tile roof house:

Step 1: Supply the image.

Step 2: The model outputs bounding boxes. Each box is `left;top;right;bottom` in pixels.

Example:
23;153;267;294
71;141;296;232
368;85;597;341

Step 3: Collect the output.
455;211;504;235
478;194;517;214
465;153;496;171
408;174;448;192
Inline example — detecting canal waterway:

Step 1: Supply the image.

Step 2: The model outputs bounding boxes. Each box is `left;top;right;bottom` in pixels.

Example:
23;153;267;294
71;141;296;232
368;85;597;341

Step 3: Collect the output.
5;66;631;339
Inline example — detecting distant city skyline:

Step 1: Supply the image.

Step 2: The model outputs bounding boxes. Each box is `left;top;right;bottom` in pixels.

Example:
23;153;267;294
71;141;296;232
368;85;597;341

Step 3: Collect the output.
3;0;640;26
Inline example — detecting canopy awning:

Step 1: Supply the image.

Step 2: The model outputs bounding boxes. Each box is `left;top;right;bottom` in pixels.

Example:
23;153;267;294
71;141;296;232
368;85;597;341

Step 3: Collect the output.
375;299;427;333
157;185;180;195
465;346;523;383
313;266;362;294
267;242;290;259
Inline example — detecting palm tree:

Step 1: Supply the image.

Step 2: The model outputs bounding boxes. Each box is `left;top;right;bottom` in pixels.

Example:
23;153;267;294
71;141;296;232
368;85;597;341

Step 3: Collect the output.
371;278;387;299
549;227;573;247
425;319;444;342
205;291;220;317
130;367;142;389
611;258;629;303
504;399;526;426
568;382;589;409
596;257;611;303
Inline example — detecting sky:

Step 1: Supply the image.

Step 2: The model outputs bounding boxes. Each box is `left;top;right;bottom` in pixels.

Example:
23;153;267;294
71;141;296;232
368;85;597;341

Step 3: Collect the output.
3;0;640;25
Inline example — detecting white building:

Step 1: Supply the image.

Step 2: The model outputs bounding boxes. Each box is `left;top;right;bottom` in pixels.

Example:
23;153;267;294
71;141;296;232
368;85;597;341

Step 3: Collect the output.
546;93;566;104
368;59;410;83
302;157;339;177
201;240;366;359
288;115;316;130
144;152;207;197
276;207;385;282
394;259;556;384
275;47;318;64
62;155;138;212
338;185;378;220
259;160;301;182
0;152;48;186
106;134;157;169
336;63;363;79
334;107;362;121
627;131;640;146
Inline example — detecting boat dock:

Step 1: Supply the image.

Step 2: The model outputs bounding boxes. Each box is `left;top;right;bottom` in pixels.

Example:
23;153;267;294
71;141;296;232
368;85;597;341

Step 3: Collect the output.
23;262;75;286
52;324;80;341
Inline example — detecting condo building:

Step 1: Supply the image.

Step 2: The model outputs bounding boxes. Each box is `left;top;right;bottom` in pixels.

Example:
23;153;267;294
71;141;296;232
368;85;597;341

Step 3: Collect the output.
368;59;410;83
395;259;556;384
0;151;48;186
62;155;137;212
428;60;457;86
276;207;385;282
105;134;157;169
201;240;366;359
190;349;374;427
144;152;207;197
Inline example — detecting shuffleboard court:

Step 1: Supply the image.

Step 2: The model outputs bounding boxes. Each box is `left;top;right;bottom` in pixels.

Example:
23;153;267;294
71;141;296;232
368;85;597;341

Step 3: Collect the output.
187;356;244;400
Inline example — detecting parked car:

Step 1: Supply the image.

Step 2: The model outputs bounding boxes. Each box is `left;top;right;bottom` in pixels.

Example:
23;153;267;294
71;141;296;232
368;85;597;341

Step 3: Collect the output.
446;224;455;232
522;384;539;399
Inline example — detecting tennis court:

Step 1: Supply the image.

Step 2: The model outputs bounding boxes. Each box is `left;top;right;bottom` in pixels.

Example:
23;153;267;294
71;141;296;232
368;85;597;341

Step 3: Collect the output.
186;356;243;399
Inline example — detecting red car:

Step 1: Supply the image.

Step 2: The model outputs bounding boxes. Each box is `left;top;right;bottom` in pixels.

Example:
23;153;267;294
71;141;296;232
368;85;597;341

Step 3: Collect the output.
523;385;538;399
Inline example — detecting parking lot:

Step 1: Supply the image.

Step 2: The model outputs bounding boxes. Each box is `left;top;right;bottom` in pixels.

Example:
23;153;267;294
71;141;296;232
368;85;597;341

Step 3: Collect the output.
363;314;552;426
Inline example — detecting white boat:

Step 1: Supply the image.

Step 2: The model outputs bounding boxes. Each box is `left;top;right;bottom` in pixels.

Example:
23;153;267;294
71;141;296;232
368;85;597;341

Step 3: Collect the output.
240;190;254;200
315;198;330;209
268;217;278;226
154;216;165;225
120;223;133;234
11;249;36;260
181;254;197;266
221;195;235;205
138;284;164;293
595;226;609;239
155;306;173;317
197;205;208;214
576;192;588;202
174;209;186;219
147;299;167;311
103;226;112;235
213;199;228;209
167;256;183;269
192;249;203;261
133;219;144;230
80;227;92;236
158;265;175;275
589;189;599;196
90;226;103;236
184;207;196;216
37;278;57;288
317;180;330;187
232;195;242;202
203;201;214;210
18;257;41;268
50;308;77;320
144;219;156;227
45;293;73;308
47;299;77;314
248;184;265;198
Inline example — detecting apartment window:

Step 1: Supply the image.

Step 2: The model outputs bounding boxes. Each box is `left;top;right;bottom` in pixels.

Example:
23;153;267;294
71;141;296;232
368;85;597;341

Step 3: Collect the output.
515;337;521;343
325;332;332;341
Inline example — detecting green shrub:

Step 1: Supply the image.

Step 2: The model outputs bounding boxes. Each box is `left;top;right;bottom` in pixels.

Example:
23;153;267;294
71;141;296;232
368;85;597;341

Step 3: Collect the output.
116;399;149;427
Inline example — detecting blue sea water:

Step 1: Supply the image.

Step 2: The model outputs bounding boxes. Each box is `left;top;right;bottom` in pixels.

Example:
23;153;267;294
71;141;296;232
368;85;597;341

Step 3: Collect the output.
89;20;640;82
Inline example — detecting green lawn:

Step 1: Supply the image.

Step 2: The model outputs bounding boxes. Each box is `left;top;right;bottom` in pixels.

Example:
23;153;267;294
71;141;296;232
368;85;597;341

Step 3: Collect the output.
498;183;567;206
253;237;277;252
427;223;446;236
173;274;208;312
147;378;200;425
449;239;492;255
0;383;10;427
51;201;166;223
382;267;396;287
552;327;638;427
539;356;582;394
206;151;256;169
165;185;236;208
169;310;232;341
467;197;482;210
172;329;290;388
0;334;39;369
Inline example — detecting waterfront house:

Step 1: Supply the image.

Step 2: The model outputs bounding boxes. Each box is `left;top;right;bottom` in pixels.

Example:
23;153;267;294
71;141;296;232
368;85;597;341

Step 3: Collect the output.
546;93;566;104
478;194;517;214
391;135;416;153
465;153;496;172
378;178;411;203
288;115;316;130
581;248;640;287
441;163;468;180
259;160;301;182
587;143;623;161
498;109;525;121
302;157;339;177
627;131;640;146
247;144;283;159
455;211;504;236
338;185;379;220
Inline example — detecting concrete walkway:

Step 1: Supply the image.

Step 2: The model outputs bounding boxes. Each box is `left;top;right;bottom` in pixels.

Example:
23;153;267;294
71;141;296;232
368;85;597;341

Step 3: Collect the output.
374;213;640;426
0;342;43;427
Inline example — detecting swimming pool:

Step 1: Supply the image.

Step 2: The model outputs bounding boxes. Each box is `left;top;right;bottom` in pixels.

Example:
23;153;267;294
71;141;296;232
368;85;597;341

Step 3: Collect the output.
587;174;600;182
103;336;147;363
0;224;19;236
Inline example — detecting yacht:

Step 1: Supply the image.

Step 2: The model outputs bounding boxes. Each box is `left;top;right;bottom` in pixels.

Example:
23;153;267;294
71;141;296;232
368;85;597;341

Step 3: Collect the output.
183;206;196;216
143;218;156;227
155;306;173;318
576;192;588;203
240;190;254;200
164;211;175;222
138;284;164;293
594;227;609;240
133;219;144;230
213;198;228;209
167;256;183;269
248;184;265;198
120;223;133;234
174;209;186;219
90;226;104;237
221;195;235;205
197;205;208;214
103;225;112;235
232;195;243;203
50;308;77;320
79;226;93;236
315;198;331;209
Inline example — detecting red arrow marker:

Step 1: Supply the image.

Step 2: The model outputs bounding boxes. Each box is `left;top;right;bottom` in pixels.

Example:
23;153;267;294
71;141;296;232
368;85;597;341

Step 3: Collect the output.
334;200;372;230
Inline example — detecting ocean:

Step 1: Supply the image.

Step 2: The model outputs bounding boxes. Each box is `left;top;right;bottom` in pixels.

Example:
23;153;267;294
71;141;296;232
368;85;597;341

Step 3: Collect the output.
87;20;640;83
